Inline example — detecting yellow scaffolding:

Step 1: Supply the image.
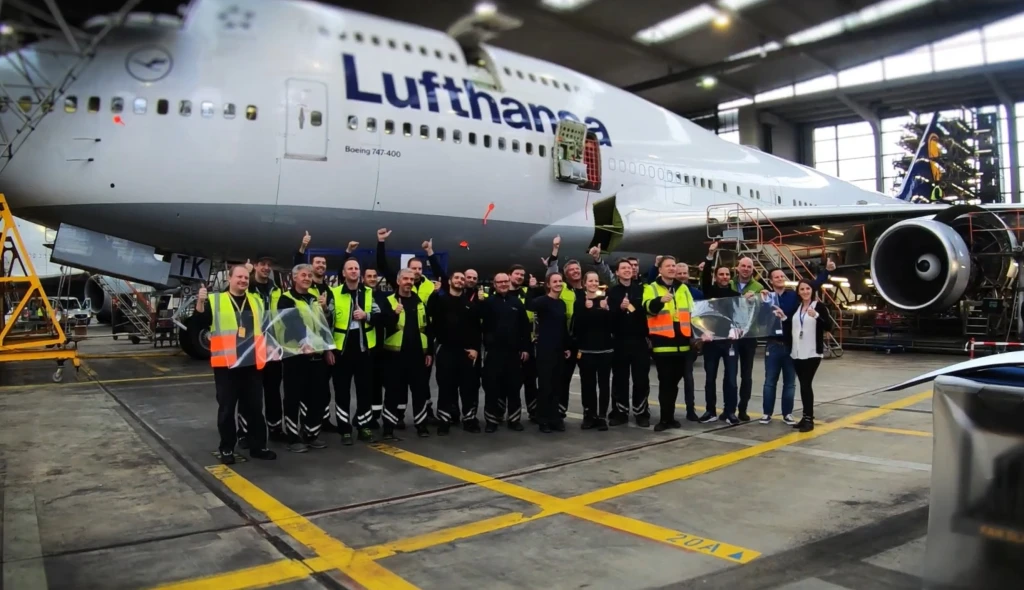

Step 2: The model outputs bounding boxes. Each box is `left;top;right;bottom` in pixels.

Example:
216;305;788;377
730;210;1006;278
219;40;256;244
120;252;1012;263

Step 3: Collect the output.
0;192;79;382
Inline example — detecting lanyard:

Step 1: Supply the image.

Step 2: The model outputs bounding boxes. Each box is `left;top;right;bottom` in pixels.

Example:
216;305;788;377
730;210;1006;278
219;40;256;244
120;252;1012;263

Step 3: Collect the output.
230;295;247;316
798;303;811;333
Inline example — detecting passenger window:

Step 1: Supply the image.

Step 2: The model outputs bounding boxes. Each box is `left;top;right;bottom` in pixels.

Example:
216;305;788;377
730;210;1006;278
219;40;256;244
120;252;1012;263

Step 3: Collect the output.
179;100;192;116
388;39;396;49
384;120;394;134
245;105;257;120
639;166;646;177
539;145;546;158
338;32;347;40
367;117;377;132
504;67;512;76
469;132;477;145
676;172;682;182
453;129;461;143
484;135;492;148
526;142;533;155
648;166;655;177
517;71;524;79
403;122;412;137
552;81;560;89
498;137;506;150
201;101;214;117
629;162;636;173
64;96;77;113
736;186;741;196
419;46;427;56
87;96;100;113
111;97;124;113
620;160;625;171
354;32;364;42
223;103;236;119
133;97;147;114
541;78;548;86
371;35;380;45
512;140;520;152
420;124;429;139
723;183;727;192
404;42;412;52
348;115;358;130
435;49;443;59
750;189;754;198
436;127;445;141
528;73;536;82
700;178;706;188
157;99;169;115
311;111;322;126
657;168;664;180
609;158;615;170
450;53;458;62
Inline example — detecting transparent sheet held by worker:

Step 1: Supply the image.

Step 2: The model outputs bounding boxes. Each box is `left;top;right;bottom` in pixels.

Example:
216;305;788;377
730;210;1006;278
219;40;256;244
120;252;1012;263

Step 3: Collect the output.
690;294;783;341
225;305;337;369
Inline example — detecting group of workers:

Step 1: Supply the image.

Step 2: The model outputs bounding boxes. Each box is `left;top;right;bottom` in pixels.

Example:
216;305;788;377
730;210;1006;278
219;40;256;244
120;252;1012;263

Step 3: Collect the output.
201;230;836;465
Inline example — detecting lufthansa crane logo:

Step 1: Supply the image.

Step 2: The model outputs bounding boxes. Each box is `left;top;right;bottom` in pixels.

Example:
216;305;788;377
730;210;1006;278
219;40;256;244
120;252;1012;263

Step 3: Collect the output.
125;46;173;83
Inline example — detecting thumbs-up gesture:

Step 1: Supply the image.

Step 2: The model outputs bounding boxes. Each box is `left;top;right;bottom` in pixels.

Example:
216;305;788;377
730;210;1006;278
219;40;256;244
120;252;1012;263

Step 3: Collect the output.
661;293;672;303
394;302;404;315
585;299;593;309
708;241;719;254
620;296;630;310
346;241;359;253
302;231;311;247
318;293;327;307
422;238;433;256
589;244;602;261
244;259;253;274
377;228;392;241
599;298;608;310
826;258;836;272
197;286;208;302
552;234;561;248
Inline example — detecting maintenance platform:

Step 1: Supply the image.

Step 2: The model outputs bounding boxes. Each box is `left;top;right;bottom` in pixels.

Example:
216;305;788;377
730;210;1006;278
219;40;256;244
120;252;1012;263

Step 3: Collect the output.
1;337;944;590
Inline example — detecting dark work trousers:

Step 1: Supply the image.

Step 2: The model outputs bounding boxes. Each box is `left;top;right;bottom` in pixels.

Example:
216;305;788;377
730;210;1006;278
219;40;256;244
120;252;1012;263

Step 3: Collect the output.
793;357;822;419
332;344;373;433
536;350;565;426
579;352;612;419
611;339;651;419
559;349;578;418
282;355;330;442
383;350;432;426
483;348;524;425
735;338;757;414
522;345;539;420
435;345;479;424
216;365;266;452
370;347;385;424
236;360;281;438
702;342;738;416
652;353;693;424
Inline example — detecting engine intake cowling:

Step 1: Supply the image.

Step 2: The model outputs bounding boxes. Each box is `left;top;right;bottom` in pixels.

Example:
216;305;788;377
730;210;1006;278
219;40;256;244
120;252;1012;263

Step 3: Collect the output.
869;218;971;313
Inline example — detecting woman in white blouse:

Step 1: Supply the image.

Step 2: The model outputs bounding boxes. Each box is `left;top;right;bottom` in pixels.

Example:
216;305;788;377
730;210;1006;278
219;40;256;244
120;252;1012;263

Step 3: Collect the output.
772;280;833;432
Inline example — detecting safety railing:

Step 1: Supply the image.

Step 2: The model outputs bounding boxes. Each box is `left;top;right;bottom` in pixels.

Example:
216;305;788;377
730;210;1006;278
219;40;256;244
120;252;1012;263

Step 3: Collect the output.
965;338;1024;359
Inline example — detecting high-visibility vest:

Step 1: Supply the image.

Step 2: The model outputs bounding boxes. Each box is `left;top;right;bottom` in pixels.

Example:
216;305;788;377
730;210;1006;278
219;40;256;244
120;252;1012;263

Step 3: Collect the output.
414;278;434;303
642;281;693;354
516;286;536;339
276;291;323;356
560;284;579;328
209;292;267;369
309;282;325;298
331;285;376;350
250;283;282;310
383;294;427;352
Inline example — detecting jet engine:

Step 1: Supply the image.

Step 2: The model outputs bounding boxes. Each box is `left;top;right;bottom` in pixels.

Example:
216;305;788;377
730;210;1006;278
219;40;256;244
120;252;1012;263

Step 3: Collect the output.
869;209;1017;313
83;275;136;324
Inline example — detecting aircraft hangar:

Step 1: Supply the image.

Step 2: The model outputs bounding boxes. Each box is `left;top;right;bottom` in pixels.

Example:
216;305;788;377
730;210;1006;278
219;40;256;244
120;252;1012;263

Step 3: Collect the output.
0;2;1022;590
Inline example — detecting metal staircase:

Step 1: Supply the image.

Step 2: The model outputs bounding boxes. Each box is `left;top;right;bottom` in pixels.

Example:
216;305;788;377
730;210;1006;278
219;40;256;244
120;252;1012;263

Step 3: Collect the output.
91;274;154;341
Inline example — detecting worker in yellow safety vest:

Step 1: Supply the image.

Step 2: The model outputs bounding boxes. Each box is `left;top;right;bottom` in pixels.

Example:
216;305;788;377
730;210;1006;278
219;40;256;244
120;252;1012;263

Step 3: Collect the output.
329;258;381;445
642;255;697;432
380;268;434;439
194;264;276;465
274;263;334;454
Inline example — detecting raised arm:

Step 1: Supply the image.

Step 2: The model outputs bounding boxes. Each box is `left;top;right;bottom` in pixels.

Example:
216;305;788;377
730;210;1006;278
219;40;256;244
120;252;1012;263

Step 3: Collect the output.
422;238;448;292
375;228;397;288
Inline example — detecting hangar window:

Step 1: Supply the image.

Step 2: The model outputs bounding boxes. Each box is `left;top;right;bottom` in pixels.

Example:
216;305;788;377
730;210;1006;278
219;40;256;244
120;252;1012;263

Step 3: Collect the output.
179;100;192;116
87;97;100;113
354;32;364;43
223;103;236;119
111;97;124;113
526;142;533;154
402;122;411;136
384;120;394;134
453;129;462;143
156;99;169;115
420;124;429;139
367;117;376;132
484;135;491;148
133;97;147;114
512;139;520;152
347;116;358;130
64;96;77;113
436;127;445;141
311;111;323;126
498;137;506;150
539;144;546;158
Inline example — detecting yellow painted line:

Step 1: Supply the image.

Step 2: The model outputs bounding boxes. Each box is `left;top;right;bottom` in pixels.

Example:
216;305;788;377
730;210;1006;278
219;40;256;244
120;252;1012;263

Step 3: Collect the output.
206;465;420;590
79;351;184;359
139;358;171;373
149;559;313;590
359;511;551;560
844;424;932;437
371;444;760;564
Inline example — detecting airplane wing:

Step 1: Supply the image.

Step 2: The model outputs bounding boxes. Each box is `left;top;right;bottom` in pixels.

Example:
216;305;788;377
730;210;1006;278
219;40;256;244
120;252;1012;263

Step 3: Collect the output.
878;350;1024;392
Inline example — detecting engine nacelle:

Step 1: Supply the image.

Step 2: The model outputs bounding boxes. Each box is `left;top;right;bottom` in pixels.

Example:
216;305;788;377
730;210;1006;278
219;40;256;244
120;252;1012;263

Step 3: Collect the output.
869;218;972;313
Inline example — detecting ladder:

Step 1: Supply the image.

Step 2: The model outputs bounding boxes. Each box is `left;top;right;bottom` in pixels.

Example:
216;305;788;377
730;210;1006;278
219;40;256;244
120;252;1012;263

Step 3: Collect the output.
93;275;155;342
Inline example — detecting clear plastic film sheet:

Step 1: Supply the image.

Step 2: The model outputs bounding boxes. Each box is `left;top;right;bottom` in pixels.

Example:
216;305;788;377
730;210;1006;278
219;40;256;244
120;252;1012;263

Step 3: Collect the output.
218;305;337;369
690;295;784;341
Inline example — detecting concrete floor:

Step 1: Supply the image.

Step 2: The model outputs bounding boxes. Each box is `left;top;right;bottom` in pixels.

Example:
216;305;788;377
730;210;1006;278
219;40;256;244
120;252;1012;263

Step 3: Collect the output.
0;333;957;590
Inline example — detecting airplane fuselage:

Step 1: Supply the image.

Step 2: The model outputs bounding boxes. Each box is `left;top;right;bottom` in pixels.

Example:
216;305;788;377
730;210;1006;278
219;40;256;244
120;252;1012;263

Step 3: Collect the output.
0;0;895;278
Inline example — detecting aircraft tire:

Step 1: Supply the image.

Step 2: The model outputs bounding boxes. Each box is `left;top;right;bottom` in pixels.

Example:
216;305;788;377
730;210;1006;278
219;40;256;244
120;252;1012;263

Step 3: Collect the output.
181;314;211;361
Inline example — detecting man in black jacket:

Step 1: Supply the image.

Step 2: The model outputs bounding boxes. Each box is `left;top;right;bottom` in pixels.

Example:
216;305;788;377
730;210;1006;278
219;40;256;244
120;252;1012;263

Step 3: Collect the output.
428;270;482;435
479;272;531;432
606;258;651;427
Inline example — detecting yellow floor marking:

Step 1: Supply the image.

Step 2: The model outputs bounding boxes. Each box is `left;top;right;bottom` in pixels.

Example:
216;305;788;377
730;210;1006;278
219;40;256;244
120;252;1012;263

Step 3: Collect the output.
79;351;184;359
206;465;420;590
371;444;760;564
0;372;212;391
358;511;548;560
138;357;172;373
844;424;932;437
149;559;313;590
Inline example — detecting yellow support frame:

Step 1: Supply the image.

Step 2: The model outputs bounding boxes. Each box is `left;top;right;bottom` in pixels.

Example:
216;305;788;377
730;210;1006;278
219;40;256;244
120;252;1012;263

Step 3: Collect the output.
0;193;79;376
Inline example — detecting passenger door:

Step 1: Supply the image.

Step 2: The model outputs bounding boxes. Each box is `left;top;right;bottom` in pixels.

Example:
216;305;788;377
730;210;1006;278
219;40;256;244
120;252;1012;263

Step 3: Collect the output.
284;78;327;161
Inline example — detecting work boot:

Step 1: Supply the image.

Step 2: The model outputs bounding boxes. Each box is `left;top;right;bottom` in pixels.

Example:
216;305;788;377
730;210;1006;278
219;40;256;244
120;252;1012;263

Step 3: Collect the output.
381;426;397;440
394;420;407;430
580;415;597;430
305;436;328;449
686;408;700;422
250;448;277;460
484;422;498;433
463;420;481;433
238;437;250;450
507;421;524;432
595;418;608;432
269;429;287;443
219;450;235;465
551;420;566;432
636;415;651;428
540;423;553;433
341;433;354;446
416;424;430;438
797;416;814;433
287;441;308;453
357;428;374;442
607;412;629;427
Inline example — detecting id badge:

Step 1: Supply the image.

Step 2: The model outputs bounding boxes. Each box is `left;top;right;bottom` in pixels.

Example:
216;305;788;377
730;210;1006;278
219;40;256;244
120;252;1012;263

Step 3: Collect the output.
627;303;636;313
237;326;246;338
577;351;582;359
728;346;735;357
